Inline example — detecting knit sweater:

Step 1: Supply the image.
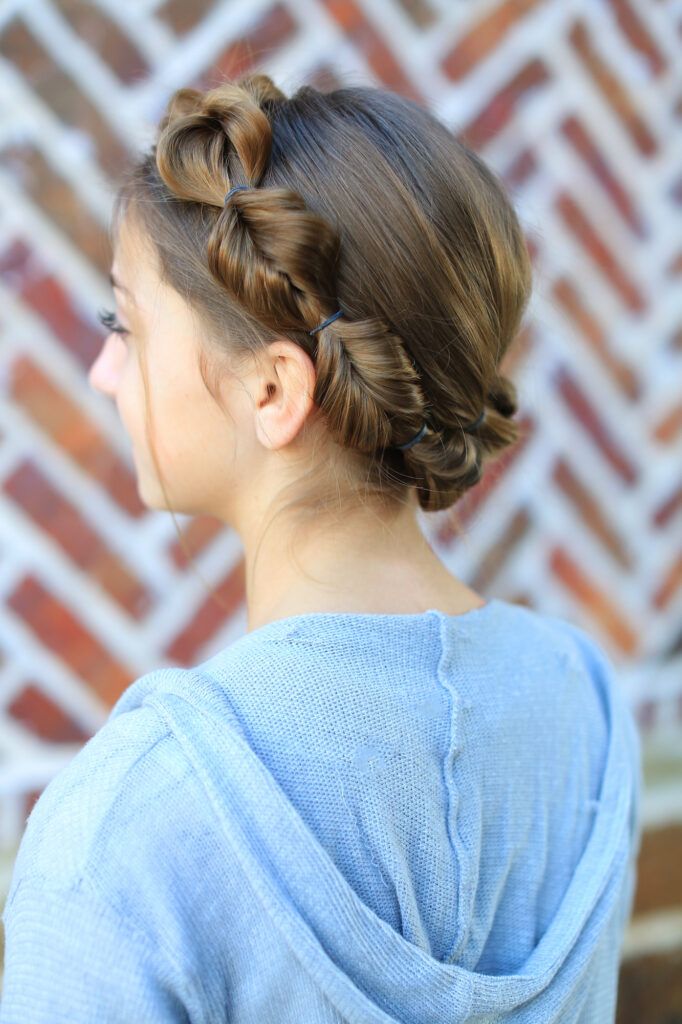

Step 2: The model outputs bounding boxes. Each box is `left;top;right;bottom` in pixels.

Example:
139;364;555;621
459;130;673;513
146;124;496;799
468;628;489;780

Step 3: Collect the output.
0;598;642;1023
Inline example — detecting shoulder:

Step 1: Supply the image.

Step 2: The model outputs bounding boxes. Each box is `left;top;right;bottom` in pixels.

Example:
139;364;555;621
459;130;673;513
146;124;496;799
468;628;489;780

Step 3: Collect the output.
509;601;627;711
489;598;617;678
464;600;624;755
7;666;199;906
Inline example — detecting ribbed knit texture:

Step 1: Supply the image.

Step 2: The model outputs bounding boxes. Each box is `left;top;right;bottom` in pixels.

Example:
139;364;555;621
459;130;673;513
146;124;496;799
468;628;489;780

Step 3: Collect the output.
1;598;642;1023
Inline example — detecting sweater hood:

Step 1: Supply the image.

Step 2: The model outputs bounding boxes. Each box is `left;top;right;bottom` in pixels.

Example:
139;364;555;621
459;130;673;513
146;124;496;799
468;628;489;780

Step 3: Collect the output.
112;601;642;1023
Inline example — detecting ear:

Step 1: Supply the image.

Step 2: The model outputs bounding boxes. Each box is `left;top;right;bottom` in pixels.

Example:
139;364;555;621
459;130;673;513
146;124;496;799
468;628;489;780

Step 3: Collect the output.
253;339;317;450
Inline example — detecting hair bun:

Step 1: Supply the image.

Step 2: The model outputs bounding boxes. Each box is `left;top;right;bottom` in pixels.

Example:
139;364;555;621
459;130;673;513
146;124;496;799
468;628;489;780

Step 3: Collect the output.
238;73;287;107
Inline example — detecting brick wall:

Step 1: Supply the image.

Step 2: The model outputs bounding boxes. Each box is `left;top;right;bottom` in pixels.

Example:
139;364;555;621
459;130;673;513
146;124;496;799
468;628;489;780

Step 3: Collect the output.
0;0;681;1017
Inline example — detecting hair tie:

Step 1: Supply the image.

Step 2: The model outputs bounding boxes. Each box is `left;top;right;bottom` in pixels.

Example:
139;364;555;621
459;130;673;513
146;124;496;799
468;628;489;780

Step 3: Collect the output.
463;409;486;433
396;408;486;452
224;185;248;203
309;308;343;335
396;422;428;450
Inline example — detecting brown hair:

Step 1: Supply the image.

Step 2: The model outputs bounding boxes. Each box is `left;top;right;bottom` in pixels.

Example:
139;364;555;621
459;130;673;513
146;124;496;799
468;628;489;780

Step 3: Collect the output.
111;73;532;582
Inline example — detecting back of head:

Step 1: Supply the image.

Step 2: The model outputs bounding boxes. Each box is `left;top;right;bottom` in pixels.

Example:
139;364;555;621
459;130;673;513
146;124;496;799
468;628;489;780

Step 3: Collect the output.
114;73;532;518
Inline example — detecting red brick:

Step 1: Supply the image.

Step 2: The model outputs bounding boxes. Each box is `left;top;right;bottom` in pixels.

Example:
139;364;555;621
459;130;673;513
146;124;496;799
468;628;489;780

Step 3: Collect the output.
8;575;133;706
320;0;424;105
652;553;682;610
632;824;682;914
442;0;544;81
653;402;682;444
506;592;535;611
549;545;638;654
552;277;642;400
0;17;133;179
23;789;44;820
470;507;533;593
651;479;682;528
4;461;152;617
569;19;658;158
605;0;667;79
560;115;647;237
525;233;540;264
165;559;246;665
555;364;639;484
552;457;632;568
56;0;150;84
8;682;92;743
556;192;646;314
504;148;538;188
158;0;215;35
10;355;145;518
0;144;110;275
617;948;682;1024
394;0;435;29
0;238;103;368
168;516;226;569
457;60;551;150
197;4;297;88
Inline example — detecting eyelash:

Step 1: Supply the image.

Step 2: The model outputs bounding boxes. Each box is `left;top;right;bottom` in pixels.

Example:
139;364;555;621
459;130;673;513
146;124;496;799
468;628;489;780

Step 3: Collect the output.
97;307;129;338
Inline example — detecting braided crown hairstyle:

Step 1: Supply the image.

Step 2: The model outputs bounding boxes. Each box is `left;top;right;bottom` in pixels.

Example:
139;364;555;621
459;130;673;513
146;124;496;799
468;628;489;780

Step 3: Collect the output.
112;73;532;530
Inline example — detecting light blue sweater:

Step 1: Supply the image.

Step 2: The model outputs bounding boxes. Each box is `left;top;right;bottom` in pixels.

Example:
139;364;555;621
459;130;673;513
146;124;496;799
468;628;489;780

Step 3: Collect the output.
1;598;642;1022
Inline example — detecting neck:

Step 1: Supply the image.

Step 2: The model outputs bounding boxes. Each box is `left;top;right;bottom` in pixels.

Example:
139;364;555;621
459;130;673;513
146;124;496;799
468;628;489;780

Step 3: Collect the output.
240;493;481;633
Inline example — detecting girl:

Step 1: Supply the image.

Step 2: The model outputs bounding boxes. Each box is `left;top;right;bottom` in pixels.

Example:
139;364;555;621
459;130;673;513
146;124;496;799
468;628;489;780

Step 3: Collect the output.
0;73;641;1023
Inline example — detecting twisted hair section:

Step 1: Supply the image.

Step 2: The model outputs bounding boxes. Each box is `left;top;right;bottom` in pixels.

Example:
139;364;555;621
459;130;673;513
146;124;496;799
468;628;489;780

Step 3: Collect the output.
154;77;340;334
112;72;532;516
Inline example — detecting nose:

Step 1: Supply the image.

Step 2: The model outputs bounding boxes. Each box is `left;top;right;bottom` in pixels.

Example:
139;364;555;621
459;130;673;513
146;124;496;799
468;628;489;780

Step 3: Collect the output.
88;334;119;396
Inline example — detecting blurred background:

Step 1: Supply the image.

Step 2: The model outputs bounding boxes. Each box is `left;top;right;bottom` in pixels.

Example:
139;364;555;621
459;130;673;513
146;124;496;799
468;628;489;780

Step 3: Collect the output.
0;0;680;1017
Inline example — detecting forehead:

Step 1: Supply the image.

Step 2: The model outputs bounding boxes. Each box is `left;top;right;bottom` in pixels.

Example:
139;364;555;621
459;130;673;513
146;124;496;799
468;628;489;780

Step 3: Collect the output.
110;213;159;301
110;213;202;348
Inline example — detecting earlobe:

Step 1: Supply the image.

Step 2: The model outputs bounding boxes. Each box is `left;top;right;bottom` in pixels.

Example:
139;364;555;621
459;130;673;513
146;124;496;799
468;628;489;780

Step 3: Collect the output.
254;382;310;451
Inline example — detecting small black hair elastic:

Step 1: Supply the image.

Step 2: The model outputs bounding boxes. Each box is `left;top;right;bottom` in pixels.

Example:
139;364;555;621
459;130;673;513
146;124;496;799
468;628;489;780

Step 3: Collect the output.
397;408;486;451
224;186;248;202
396;422;428;450
464;409;486;433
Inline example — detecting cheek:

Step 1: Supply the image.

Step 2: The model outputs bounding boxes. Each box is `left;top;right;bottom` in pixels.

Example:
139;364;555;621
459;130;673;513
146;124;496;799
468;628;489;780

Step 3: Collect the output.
115;356;147;445
129;372;196;476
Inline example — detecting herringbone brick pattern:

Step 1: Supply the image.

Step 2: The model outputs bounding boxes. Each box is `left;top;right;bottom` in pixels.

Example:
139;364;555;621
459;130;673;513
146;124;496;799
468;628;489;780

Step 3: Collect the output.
0;0;680;887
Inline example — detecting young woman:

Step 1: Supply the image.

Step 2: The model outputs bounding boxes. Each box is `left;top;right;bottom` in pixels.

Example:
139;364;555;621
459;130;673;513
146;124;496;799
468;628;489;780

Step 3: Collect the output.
1;74;641;1023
